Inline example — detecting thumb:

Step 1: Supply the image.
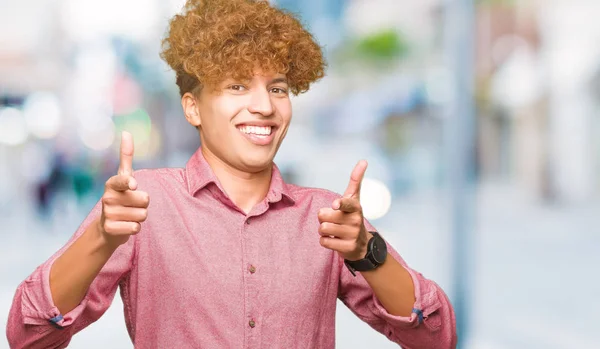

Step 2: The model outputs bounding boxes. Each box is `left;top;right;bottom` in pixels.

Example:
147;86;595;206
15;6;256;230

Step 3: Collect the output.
118;131;134;176
342;160;368;199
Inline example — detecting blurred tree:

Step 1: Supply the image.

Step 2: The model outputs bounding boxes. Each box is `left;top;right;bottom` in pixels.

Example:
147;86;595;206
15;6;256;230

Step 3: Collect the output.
355;29;408;61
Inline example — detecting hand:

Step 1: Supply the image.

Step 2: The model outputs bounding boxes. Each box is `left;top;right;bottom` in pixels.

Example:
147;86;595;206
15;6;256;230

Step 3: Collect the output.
317;160;371;261
98;131;150;247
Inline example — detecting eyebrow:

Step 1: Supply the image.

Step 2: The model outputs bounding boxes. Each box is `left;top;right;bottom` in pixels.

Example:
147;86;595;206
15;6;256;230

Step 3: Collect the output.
270;77;288;85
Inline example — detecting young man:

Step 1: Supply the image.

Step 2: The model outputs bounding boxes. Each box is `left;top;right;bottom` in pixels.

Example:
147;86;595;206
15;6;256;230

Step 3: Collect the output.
7;0;456;348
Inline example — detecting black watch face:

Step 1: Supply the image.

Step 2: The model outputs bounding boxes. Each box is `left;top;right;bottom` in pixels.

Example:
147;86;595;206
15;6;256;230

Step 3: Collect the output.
371;234;388;264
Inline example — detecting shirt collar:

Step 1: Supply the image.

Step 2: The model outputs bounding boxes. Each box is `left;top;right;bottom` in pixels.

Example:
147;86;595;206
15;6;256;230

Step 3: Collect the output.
185;147;296;205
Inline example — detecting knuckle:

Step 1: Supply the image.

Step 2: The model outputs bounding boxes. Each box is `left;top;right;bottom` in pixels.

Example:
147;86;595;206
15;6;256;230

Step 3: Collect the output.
317;208;325;219
142;193;150;207
139;209;148;222
130;223;140;234
344;199;354;209
103;205;115;217
103;220;115;234
102;194;117;206
106;175;119;189
319;237;328;248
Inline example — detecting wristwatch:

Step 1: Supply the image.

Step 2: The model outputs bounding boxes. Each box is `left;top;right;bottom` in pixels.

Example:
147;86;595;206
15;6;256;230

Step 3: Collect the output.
344;232;388;276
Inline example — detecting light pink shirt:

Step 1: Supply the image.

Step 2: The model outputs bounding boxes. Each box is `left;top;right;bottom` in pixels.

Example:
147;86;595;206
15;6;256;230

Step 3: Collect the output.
7;148;456;348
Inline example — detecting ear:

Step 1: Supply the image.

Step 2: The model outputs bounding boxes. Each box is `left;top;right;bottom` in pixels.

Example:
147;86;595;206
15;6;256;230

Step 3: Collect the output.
181;92;201;127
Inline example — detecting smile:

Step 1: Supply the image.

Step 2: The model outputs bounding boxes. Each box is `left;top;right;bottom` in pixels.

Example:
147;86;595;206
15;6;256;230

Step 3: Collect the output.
236;125;276;146
237;125;273;136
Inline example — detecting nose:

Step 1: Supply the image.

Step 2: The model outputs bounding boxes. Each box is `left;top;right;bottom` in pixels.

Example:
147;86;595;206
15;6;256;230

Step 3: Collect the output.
247;89;274;117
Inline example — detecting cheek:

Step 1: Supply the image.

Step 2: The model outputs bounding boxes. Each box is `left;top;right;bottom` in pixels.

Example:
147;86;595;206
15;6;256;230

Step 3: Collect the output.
208;99;245;127
276;99;292;123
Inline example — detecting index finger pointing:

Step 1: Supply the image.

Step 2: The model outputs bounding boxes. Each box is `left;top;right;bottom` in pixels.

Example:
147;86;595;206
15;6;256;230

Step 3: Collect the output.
118;131;134;176
342;160;368;199
106;174;137;192
334;197;361;213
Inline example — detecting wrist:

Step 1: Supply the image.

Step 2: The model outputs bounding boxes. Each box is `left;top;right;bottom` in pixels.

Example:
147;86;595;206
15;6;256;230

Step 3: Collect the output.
356;231;373;260
344;231;387;276
90;219;122;253
345;231;370;261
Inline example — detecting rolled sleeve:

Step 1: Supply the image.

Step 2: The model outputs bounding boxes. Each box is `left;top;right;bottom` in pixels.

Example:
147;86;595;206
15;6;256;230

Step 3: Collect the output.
369;266;442;331
338;223;456;348
20;258;89;329
6;200;136;348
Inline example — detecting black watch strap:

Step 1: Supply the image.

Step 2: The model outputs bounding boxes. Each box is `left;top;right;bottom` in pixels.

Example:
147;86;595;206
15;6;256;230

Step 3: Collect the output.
344;258;377;277
343;232;386;277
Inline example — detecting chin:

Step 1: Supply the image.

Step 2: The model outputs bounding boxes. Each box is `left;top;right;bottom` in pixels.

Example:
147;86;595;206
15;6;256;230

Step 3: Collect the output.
238;150;275;172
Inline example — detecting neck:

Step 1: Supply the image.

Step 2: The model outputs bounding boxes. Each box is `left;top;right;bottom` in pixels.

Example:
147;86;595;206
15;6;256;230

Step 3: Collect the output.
201;147;272;214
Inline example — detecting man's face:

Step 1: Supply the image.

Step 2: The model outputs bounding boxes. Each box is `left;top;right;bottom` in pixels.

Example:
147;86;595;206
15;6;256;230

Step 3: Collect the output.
187;71;292;173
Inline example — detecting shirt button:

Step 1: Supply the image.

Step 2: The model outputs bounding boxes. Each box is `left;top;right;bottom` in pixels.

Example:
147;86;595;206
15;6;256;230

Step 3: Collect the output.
246;219;251;225
249;265;256;274
249;320;256;328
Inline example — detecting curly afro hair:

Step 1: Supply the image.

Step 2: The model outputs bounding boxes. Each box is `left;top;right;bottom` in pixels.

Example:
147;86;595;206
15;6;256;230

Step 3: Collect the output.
160;0;326;97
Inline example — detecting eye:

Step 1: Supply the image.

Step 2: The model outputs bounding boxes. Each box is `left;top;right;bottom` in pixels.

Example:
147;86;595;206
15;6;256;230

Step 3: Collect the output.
228;85;247;91
270;87;288;94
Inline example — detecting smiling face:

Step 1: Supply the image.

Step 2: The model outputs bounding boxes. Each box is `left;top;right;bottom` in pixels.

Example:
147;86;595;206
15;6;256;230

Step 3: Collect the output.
182;71;292;173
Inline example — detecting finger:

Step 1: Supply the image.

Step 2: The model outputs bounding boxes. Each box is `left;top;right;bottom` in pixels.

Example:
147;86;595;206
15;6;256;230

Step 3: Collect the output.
318;222;355;239
102;220;141;235
319;236;354;254
319;204;363;227
342;160;368;199
118;131;134;176
317;208;346;224
106;174;138;192
333;197;361;213
102;190;150;208
103;206;148;223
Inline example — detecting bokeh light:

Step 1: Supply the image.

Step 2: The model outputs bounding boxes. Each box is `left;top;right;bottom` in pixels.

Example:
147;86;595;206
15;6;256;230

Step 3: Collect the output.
79;115;116;151
2;1;600;348
113;108;155;159
61;0;160;42
19;142;53;183
22;92;63;139
360;177;392;221
0;107;28;146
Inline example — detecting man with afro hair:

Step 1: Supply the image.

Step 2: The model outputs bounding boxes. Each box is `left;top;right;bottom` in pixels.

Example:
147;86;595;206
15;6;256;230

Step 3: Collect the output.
7;0;456;348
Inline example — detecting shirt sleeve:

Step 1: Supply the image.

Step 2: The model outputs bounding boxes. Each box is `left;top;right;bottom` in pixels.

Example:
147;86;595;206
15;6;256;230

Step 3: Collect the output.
337;220;457;349
6;201;135;349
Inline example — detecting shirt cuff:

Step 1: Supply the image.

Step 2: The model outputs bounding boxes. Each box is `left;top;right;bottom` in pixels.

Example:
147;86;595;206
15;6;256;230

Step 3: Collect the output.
20;258;88;328
369;266;441;329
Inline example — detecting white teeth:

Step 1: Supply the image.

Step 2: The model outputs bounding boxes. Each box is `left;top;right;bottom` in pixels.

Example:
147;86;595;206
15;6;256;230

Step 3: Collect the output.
238;125;272;136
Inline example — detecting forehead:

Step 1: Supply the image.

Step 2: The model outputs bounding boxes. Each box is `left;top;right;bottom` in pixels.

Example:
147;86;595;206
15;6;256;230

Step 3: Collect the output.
222;71;288;84
198;71;289;98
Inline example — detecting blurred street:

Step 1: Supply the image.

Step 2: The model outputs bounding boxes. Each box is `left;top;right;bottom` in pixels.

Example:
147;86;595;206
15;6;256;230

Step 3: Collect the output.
3;0;600;347
2;181;598;349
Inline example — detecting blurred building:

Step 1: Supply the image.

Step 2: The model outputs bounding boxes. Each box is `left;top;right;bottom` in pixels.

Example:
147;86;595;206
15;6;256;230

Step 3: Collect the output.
1;0;600;348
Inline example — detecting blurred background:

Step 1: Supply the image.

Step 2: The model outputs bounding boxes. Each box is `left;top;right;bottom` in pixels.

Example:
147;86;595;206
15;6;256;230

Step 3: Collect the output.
1;0;599;348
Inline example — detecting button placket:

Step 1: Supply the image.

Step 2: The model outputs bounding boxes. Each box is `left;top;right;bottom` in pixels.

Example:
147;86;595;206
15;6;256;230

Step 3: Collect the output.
242;215;259;341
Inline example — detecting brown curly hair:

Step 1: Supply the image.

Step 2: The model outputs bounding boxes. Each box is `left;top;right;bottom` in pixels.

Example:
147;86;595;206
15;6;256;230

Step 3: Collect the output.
160;0;326;96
